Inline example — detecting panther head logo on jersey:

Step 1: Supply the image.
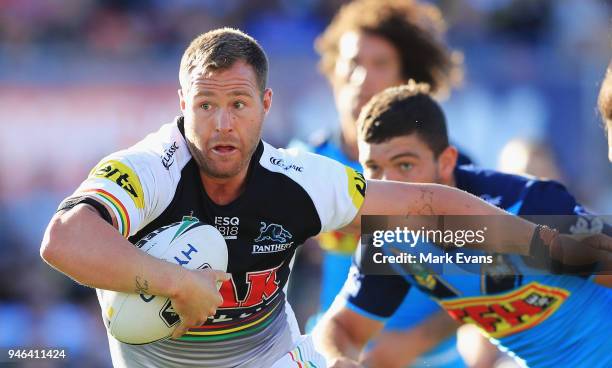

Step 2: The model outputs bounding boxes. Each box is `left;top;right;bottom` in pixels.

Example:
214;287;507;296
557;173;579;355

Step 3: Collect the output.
254;222;292;243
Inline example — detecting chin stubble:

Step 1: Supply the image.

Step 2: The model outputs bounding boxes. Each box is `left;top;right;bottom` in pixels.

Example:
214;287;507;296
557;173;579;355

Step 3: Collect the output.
186;138;255;179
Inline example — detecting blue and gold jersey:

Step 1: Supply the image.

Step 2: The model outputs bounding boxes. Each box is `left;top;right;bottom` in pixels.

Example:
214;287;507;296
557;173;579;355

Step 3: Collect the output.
342;166;612;368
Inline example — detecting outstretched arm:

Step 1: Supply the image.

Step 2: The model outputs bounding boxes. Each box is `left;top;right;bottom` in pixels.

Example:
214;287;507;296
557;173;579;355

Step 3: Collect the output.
41;204;229;338
341;180;612;265
341;180;534;255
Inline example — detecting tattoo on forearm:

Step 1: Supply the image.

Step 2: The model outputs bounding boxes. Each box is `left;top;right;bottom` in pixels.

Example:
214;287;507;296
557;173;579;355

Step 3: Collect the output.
406;188;435;215
135;276;150;294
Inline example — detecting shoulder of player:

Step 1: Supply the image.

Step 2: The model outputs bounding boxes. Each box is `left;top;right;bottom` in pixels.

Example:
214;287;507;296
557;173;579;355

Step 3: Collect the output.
454;165;530;196
456;166;579;213
520;179;578;213
262;140;343;171
260;142;365;233
101;120;191;178
455;165;541;207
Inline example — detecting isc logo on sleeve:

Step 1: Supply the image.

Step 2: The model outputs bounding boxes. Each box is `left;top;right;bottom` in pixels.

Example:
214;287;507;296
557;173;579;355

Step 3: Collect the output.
345;167;366;210
90;160;145;209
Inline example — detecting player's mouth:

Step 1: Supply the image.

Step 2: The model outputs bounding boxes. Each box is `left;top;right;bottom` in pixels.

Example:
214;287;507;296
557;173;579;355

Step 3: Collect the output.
212;145;238;155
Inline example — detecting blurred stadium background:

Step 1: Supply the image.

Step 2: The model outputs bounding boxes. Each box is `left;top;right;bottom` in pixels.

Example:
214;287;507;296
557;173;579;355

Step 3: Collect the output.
0;0;610;367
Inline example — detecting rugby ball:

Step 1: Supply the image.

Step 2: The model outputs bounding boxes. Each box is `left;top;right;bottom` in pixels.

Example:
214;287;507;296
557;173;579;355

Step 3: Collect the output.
96;219;228;345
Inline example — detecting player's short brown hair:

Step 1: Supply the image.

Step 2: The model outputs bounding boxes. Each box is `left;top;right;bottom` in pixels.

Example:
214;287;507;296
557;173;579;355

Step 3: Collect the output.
358;82;449;157
598;62;612;133
316;0;462;94
179;28;268;93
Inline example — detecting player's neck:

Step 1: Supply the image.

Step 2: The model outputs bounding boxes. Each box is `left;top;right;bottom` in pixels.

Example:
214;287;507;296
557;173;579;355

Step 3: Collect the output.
199;168;249;206
441;174;457;188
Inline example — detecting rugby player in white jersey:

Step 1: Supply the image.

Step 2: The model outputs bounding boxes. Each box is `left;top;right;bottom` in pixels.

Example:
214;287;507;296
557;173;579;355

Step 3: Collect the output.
40;28;611;367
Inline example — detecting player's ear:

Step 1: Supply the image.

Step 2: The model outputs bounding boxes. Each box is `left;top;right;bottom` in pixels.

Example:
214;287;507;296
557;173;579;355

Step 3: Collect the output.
262;88;272;114
178;88;186;112
438;145;458;183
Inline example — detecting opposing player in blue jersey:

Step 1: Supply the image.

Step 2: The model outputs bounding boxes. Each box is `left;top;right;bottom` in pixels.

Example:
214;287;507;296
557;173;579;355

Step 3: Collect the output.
300;1;473;366
313;84;612;368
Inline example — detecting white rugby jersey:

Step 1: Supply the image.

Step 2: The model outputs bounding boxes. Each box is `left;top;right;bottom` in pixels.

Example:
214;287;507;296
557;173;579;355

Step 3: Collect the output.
60;116;366;367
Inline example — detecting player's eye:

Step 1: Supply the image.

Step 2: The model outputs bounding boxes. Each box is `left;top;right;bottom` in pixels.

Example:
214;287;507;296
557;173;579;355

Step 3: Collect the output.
398;163;413;171
200;103;212;111
234;101;245;109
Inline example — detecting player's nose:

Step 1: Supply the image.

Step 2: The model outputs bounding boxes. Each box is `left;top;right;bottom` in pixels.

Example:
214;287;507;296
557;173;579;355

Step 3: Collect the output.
215;109;233;132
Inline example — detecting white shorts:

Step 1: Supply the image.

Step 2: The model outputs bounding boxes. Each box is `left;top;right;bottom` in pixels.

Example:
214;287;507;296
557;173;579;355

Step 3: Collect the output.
271;335;327;368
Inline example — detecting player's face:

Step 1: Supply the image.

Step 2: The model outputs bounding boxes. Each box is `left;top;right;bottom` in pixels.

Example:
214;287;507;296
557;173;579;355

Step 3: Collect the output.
332;31;403;124
359;134;457;185
179;60;272;179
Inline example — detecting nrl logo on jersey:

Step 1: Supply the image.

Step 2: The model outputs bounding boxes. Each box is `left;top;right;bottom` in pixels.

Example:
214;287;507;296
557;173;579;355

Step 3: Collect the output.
252;222;294;254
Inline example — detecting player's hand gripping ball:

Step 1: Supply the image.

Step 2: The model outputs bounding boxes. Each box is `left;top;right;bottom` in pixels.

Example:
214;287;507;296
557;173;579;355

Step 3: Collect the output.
97;220;228;344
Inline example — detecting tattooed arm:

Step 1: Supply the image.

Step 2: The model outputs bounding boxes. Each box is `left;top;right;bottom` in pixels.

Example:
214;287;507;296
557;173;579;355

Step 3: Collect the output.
41;203;181;294
41;203;229;337
340;180;535;255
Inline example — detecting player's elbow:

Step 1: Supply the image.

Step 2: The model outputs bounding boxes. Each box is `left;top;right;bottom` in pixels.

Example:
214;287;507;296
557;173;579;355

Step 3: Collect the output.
311;314;331;347
364;345;406;368
40;213;71;268
312;311;348;354
313;306;372;356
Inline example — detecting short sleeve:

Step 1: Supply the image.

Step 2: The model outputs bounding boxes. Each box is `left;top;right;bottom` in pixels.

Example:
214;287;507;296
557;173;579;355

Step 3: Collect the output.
520;181;580;216
338;262;411;320
336;240;411;320
59;153;160;238
320;164;366;231
58;122;186;238
260;143;366;232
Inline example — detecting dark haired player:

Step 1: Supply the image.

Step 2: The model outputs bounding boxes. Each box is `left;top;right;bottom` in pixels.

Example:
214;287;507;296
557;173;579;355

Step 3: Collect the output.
298;1;470;365
313;84;612;368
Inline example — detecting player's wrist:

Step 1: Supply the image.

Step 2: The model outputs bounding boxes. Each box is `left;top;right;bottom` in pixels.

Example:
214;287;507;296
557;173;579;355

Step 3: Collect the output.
529;224;559;259
152;260;186;300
